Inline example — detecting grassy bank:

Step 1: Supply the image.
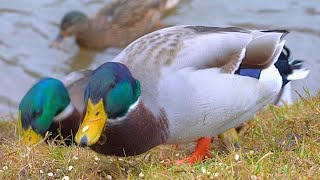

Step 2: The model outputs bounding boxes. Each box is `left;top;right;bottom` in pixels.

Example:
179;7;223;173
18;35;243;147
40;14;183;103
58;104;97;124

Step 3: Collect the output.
0;94;319;179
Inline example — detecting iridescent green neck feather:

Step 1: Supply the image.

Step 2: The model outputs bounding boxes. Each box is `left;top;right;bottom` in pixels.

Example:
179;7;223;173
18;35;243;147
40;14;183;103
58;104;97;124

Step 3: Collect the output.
85;62;141;119
19;78;70;134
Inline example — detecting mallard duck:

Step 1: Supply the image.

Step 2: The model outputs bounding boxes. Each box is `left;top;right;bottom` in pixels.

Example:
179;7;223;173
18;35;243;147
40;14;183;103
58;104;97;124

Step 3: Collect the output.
74;26;287;164
18;70;92;146
50;0;180;50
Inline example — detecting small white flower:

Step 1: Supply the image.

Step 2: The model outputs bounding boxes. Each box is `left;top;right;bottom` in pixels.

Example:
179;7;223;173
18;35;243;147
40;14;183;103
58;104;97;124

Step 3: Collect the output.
22;153;28;157
250;150;254;155
218;162;222;166
214;173;219;177
40;170;44;173
2;166;8;170
201;166;207;174
234;154;240;161
62;176;70;180
106;175;112;180
139;172;145;178
251;175;257;180
73;156;79;160
68;165;73;171
47;172;53;177
56;169;60;172
94;156;100;161
175;153;180;157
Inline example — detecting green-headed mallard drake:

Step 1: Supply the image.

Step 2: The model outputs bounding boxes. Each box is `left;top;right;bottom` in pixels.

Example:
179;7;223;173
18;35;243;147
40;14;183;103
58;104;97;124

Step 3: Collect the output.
18;70;92;146
74;26;288;164
50;0;180;50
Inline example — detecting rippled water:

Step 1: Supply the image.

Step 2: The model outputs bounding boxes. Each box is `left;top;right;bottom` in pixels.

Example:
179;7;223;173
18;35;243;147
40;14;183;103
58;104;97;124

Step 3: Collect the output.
0;0;319;116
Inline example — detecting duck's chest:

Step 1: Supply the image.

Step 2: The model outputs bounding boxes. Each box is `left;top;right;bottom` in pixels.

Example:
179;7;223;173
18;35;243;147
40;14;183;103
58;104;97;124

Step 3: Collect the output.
89;102;169;156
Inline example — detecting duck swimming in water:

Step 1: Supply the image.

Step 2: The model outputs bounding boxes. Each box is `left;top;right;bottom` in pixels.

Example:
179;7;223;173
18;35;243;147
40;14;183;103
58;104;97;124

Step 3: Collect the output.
51;0;180;50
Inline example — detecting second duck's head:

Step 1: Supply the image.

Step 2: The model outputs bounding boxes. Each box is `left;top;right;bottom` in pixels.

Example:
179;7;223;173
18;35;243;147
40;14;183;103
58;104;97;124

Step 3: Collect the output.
19;78;73;145
75;62;141;147
51;11;88;48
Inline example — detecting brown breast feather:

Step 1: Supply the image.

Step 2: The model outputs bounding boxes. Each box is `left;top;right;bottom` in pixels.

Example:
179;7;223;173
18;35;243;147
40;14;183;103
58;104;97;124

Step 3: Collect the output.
89;101;169;156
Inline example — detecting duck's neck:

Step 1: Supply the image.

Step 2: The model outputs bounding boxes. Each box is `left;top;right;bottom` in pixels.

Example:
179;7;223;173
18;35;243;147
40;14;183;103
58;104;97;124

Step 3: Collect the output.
74;20;90;33
90;100;169;156
47;104;81;145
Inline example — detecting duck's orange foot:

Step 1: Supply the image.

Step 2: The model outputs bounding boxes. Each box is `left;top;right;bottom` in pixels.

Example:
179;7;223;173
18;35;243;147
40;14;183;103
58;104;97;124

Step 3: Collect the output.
175;137;212;165
175;149;212;165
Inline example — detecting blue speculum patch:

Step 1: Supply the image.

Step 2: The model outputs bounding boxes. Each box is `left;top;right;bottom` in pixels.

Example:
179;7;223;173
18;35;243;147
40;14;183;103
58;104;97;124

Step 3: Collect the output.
235;67;262;79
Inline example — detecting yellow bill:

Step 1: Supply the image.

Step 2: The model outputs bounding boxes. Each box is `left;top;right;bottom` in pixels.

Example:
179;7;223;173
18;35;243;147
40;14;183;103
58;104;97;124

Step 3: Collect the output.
23;127;42;146
18;110;42;146
18;110;42;145
75;98;107;146
50;34;64;49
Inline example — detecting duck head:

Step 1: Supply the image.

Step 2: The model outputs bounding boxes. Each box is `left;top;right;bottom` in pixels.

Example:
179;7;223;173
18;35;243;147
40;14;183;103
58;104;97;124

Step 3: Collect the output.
75;62;140;146
19;78;72;145
51;11;88;48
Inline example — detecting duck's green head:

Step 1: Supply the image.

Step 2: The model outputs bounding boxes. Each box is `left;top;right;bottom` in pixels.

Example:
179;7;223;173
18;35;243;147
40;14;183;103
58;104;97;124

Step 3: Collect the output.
51;11;88;48
19;78;71;145
75;62;140;146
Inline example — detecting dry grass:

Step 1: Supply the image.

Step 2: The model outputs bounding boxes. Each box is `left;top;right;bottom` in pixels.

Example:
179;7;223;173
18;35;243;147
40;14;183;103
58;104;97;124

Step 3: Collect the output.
0;94;319;179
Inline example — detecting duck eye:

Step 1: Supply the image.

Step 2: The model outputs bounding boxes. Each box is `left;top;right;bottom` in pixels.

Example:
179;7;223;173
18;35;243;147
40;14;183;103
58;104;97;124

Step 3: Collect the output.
35;109;42;117
110;83;115;89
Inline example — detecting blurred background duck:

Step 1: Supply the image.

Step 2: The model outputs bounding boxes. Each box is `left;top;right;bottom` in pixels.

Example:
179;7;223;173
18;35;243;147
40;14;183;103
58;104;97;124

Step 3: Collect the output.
18;70;91;146
50;0;180;50
73;25;290;164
